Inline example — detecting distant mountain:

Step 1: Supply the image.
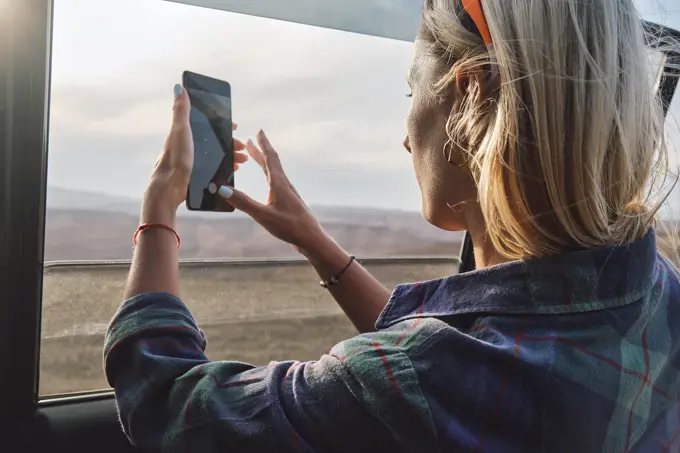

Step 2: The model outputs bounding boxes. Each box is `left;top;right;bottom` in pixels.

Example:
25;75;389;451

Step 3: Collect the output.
47;186;142;216
46;186;459;237
45;187;462;261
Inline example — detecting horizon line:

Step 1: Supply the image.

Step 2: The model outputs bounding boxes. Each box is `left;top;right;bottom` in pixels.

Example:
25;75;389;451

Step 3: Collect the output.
46;185;424;215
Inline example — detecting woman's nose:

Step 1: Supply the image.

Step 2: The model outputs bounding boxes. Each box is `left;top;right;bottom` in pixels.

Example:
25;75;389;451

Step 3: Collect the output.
403;135;411;154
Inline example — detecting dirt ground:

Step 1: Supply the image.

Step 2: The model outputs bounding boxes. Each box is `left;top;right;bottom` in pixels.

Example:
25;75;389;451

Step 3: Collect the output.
40;260;457;396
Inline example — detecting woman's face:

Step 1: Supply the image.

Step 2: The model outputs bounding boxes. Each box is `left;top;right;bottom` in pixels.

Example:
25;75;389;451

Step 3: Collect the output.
404;25;477;231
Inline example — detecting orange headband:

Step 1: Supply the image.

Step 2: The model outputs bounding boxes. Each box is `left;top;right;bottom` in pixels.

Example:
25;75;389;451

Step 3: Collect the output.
462;0;492;46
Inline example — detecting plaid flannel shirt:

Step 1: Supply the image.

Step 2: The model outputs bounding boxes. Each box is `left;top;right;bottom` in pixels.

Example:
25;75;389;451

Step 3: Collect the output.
104;229;680;452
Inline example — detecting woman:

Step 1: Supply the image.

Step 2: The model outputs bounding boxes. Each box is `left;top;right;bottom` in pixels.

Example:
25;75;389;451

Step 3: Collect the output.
104;0;680;452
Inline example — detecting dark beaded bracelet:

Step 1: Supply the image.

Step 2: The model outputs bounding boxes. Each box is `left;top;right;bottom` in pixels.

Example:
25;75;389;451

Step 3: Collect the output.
320;255;356;289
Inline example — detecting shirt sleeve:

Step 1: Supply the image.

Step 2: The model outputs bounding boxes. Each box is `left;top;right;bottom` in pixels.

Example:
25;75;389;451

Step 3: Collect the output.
103;292;438;453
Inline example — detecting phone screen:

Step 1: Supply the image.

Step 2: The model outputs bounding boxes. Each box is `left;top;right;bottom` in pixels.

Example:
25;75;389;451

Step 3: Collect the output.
183;71;234;212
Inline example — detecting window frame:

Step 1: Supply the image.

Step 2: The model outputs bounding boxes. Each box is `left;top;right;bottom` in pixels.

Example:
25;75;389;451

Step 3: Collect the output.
0;0;53;430
0;0;679;437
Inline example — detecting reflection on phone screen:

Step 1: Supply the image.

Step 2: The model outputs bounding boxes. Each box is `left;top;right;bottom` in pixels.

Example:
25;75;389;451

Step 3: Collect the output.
186;87;234;211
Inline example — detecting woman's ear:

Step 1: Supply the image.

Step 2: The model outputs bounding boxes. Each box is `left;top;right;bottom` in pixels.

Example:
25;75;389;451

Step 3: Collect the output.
455;69;488;99
455;70;471;96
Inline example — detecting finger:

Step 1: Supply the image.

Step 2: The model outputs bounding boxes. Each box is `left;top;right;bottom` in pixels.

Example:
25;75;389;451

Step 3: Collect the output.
257;130;285;176
232;122;238;131
246;139;266;170
234;138;246;151
217;185;268;220
172;84;190;125
289;183;303;199
234;151;248;164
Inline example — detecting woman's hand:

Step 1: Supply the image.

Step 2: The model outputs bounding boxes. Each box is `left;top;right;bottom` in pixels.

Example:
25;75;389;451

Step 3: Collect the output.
142;84;247;225
218;129;392;333
217;130;326;253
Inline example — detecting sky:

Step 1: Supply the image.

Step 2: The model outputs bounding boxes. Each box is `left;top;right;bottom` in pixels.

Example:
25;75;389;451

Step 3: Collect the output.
47;0;680;215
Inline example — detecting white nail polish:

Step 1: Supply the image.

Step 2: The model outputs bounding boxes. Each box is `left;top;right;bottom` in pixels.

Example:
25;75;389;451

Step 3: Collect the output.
218;186;233;199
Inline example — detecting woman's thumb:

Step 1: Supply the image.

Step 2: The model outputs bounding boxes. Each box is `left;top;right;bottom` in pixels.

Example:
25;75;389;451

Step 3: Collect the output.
217;186;267;219
173;84;190;125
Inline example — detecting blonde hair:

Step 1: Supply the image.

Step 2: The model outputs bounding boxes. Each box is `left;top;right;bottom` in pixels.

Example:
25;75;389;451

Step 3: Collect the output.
423;0;679;260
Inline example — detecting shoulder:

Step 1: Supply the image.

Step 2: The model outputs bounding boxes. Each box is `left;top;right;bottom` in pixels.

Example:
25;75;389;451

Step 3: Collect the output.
326;319;446;447
332;317;446;365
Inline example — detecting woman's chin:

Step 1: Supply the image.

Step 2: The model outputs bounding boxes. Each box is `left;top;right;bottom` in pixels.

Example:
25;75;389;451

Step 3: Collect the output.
420;204;466;232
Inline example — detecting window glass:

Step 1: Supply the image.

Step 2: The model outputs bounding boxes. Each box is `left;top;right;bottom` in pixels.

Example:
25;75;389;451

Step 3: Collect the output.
41;0;680;398
647;46;680;218
640;0;680;239
660;79;680;218
41;0;459;396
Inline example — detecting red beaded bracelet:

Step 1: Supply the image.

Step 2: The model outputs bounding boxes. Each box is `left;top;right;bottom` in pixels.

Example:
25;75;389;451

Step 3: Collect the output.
133;223;181;248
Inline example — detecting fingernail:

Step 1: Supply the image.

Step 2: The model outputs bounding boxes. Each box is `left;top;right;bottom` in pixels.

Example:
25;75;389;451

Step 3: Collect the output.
259;130;270;143
174;84;183;97
218;185;233;199
246;139;255;147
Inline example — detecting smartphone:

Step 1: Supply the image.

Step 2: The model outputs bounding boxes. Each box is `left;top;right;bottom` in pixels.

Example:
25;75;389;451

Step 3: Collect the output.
182;71;235;212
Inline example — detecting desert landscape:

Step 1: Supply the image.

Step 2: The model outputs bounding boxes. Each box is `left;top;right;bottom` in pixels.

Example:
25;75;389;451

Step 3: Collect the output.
40;187;463;396
45;187;462;261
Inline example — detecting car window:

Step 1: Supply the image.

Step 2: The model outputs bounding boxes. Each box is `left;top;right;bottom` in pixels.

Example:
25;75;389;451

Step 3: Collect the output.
40;0;460;397
647;45;680;217
41;0;680;398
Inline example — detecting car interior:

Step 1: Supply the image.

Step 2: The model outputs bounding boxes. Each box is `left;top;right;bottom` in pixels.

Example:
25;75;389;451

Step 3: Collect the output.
1;1;679;452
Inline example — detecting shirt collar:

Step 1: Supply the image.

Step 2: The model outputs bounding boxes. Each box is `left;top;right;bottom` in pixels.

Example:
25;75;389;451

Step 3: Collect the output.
376;228;660;329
